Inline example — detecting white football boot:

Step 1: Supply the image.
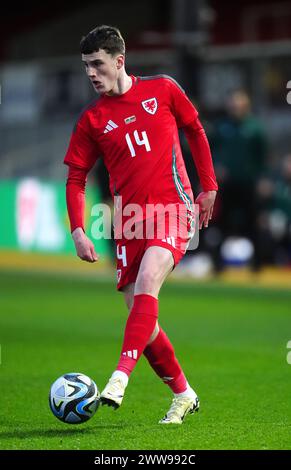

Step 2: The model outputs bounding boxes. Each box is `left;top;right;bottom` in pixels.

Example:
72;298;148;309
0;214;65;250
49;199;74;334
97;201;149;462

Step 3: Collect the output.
159;394;200;424
100;372;128;409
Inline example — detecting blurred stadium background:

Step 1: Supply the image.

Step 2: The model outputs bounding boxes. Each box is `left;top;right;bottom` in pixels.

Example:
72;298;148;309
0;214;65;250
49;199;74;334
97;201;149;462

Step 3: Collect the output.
0;0;290;285
1;0;291;451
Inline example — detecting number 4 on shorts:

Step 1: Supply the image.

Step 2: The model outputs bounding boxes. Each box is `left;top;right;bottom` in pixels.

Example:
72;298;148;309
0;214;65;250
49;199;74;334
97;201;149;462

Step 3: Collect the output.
117;244;127;267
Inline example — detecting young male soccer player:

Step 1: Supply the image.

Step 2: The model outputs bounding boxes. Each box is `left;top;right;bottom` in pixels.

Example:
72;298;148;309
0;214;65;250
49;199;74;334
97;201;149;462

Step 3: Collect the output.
64;25;218;424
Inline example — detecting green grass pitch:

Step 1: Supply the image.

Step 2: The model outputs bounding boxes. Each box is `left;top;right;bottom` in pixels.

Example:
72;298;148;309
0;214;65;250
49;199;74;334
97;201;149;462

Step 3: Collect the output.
0;270;291;450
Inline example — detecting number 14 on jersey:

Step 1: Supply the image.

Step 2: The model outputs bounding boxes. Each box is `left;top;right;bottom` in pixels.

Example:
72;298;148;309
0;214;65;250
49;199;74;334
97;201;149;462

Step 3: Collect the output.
125;130;151;157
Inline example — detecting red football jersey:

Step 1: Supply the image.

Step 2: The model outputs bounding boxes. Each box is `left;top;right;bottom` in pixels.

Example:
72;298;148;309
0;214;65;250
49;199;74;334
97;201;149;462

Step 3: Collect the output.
64;75;199;213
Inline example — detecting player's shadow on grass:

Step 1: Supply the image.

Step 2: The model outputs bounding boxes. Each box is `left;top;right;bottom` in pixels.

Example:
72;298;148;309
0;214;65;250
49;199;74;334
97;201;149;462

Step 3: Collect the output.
0;425;127;440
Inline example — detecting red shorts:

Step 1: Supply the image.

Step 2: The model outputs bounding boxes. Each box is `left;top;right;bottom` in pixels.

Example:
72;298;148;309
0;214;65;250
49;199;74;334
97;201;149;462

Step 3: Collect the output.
115;210;195;291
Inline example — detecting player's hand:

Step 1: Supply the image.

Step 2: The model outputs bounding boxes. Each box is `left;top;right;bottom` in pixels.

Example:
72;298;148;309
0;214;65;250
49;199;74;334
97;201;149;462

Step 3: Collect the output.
195;190;217;229
72;227;99;263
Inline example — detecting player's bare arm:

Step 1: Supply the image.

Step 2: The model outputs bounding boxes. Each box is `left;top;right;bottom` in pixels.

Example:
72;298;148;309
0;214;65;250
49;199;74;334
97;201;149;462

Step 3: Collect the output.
72;227;99;263
195;190;217;229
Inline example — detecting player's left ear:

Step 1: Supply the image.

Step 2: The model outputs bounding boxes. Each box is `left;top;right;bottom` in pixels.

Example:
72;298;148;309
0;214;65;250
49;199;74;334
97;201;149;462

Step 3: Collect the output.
116;54;125;70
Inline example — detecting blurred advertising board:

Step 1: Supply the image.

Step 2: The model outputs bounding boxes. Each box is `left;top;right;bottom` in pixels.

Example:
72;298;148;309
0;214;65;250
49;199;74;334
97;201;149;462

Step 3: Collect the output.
0;178;109;256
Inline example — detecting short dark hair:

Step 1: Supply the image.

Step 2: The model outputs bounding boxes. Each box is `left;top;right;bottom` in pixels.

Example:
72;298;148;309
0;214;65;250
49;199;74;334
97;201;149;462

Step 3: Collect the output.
80;25;125;56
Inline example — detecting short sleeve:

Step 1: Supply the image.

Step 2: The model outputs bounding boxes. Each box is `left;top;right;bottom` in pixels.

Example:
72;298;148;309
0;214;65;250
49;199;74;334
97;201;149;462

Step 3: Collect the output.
64;113;100;171
166;77;198;128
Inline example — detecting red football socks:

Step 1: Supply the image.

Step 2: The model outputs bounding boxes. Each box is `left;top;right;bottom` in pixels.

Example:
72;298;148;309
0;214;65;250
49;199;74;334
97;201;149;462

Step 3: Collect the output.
143;327;187;394
116;294;158;376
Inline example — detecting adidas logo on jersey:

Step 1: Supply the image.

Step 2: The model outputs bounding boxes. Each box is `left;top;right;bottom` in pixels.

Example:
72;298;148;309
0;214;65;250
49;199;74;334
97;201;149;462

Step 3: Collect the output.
104;120;118;133
122;350;138;359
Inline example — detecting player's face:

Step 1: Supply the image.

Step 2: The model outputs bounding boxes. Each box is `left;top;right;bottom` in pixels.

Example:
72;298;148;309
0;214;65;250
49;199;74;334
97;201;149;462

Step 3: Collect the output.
82;49;124;95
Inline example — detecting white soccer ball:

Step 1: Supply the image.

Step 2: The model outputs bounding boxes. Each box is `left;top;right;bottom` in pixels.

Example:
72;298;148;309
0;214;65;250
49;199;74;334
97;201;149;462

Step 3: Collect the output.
49;373;100;424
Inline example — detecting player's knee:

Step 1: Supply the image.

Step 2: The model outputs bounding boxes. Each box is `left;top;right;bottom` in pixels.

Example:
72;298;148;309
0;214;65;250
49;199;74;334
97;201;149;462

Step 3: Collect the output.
136;268;160;294
124;294;133;311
